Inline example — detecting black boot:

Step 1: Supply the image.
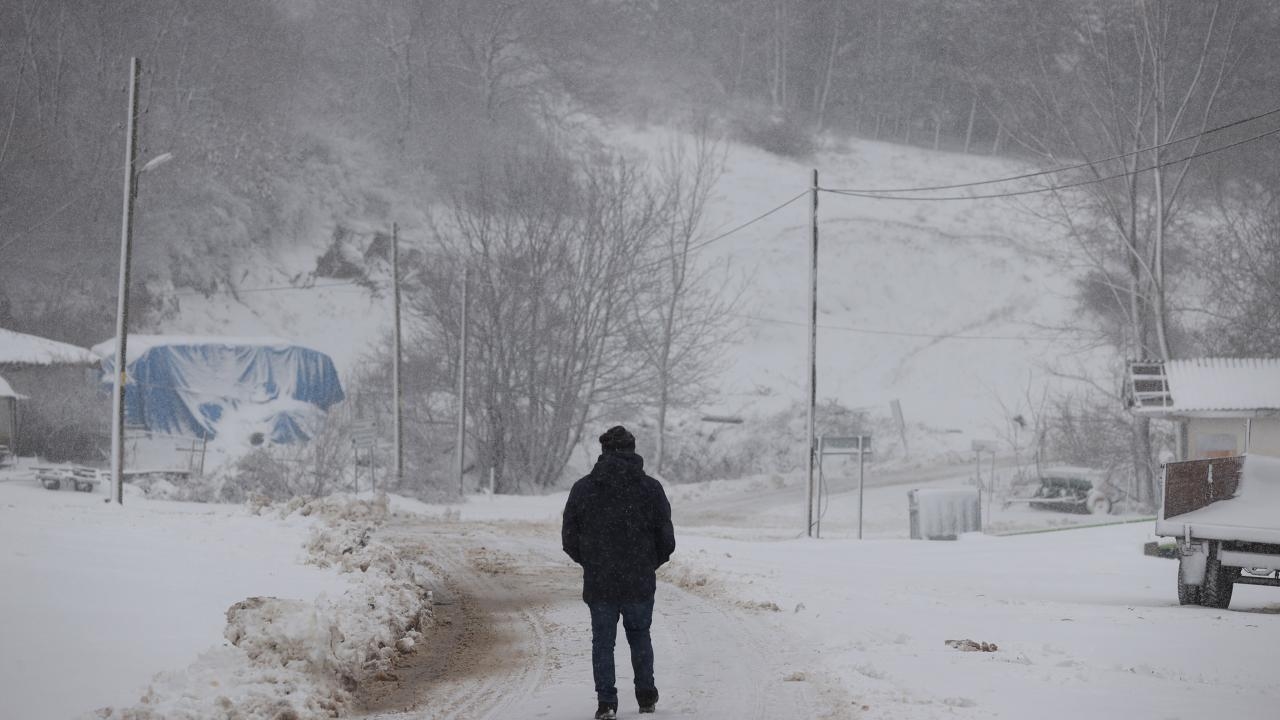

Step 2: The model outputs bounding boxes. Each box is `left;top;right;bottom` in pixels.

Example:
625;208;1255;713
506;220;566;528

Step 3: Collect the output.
594;701;618;719
637;688;659;714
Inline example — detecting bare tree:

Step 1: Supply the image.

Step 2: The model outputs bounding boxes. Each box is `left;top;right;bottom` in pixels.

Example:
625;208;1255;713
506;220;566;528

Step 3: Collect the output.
410;143;665;491
983;0;1251;507
628;129;738;476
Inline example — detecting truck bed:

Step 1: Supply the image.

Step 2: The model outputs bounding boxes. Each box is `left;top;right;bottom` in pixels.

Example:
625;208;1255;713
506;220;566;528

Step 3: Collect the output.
1155;454;1280;544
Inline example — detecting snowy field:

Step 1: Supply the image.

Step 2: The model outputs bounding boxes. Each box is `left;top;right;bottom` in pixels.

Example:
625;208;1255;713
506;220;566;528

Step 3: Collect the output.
173;130;1107;451
0;479;359;719
672;524;1280;720
3;464;1279;719
380;469;1280;720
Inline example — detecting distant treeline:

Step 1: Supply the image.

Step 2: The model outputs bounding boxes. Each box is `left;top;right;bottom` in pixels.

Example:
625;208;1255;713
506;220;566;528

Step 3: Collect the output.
3;1;1280;346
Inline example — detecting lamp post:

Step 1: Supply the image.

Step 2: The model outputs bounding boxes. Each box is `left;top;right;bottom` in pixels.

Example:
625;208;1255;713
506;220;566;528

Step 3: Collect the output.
110;57;172;505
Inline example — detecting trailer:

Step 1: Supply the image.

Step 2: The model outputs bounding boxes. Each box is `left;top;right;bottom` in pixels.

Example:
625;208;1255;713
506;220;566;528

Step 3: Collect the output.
35;464;102;493
1003;466;1120;515
1156;454;1280;609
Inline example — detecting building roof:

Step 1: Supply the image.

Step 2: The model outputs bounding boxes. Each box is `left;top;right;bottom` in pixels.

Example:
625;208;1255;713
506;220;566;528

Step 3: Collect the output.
1129;358;1280;415
0;328;99;367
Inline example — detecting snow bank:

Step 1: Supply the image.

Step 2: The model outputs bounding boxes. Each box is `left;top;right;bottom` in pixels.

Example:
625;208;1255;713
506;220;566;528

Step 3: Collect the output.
91;494;432;720
0;481;354;720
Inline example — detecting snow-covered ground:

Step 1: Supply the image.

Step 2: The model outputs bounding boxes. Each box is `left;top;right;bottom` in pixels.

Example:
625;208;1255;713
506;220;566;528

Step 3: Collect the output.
380;469;1280;720
0;479;356;719
0;479;430;720
5;458;1278;719
166;128;1106;460
605;127;1104;438
672;524;1279;720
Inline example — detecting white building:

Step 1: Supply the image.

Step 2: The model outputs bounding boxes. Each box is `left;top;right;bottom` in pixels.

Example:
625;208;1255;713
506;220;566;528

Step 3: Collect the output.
0;327;99;459
1127;358;1280;460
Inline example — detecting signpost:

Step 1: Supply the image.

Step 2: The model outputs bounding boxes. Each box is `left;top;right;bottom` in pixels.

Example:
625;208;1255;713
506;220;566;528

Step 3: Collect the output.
971;439;999;530
816;434;873;539
352;419;378;492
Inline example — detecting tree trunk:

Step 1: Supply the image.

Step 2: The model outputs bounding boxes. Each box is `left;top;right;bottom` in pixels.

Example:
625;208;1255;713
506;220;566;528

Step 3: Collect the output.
813;14;840;131
963;95;977;153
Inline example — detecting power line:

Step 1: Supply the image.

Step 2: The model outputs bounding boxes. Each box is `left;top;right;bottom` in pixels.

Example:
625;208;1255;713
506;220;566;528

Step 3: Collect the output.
630;189;809;276
823;105;1280;195
822;124;1280;202
680;190;809;257
733;312;1060;342
437;190;809;289
168;280;365;297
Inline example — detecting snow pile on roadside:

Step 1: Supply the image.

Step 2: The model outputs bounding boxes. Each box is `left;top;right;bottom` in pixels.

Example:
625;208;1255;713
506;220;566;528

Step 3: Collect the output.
91;494;431;720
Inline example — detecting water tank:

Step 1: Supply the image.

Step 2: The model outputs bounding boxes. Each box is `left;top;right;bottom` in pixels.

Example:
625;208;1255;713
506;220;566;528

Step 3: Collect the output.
908;488;981;540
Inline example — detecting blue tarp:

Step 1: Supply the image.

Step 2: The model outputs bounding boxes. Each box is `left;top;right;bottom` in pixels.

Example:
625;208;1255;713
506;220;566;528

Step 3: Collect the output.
96;336;344;444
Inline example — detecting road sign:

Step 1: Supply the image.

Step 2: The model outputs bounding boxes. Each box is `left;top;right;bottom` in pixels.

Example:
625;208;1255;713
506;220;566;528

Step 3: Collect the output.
813;434;874;540
971;439;998;453
351;419;378;446
819;435;872;455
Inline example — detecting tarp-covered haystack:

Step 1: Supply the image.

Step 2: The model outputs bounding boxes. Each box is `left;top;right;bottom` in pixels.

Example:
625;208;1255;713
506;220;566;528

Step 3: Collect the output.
93;336;344;451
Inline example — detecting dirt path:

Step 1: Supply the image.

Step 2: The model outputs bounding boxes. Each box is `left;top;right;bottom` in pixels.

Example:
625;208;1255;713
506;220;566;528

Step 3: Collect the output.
355;517;828;720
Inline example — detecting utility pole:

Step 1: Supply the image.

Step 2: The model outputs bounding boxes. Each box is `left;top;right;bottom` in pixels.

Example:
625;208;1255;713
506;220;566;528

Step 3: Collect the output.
805;168;819;537
455;265;470;495
857;435;868;540
391;223;403;488
111;57;140;506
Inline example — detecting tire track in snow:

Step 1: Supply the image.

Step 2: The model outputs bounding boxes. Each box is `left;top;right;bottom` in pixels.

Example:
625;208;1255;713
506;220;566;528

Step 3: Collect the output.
356;518;823;720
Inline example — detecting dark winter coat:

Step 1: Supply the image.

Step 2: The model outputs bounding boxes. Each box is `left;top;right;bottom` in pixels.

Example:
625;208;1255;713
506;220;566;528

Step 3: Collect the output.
561;450;676;603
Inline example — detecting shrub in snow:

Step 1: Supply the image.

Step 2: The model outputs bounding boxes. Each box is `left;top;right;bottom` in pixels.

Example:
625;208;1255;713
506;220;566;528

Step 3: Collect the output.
730;107;816;159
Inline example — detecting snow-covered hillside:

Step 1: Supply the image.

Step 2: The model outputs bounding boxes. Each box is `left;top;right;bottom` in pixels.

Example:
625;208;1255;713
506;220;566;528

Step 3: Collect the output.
163;127;1102;464
661;132;1091;432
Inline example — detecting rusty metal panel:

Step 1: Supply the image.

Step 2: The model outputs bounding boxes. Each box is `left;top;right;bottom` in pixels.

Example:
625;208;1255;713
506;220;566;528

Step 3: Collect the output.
1164;456;1244;519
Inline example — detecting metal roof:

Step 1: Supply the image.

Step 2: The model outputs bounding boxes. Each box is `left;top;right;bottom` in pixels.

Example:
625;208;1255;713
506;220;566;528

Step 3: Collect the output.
1129;358;1280;415
0;328;98;367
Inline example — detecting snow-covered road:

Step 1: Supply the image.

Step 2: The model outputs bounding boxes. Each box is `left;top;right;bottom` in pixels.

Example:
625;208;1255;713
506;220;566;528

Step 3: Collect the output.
356;518;836;720
372;477;1280;720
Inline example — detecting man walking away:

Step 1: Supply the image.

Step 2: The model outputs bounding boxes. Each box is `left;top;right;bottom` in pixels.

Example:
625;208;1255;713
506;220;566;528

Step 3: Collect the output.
562;425;676;720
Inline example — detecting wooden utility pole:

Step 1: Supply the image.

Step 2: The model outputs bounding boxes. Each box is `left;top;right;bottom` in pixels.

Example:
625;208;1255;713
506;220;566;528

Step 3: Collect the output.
455;266;470;495
111;57;140;506
805;169;819;537
391;223;403;487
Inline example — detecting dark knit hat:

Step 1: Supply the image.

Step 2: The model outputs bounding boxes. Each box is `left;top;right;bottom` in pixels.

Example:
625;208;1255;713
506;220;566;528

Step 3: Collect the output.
599;425;635;451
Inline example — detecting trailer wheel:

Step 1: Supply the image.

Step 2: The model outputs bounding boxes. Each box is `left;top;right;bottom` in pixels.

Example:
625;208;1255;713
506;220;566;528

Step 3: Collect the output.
1202;543;1237;610
41;478;61;491
1176;556;1202;605
1086;490;1112;515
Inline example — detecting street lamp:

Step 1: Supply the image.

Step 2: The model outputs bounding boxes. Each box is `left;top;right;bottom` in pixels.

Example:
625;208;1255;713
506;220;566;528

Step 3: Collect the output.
110;55;173;505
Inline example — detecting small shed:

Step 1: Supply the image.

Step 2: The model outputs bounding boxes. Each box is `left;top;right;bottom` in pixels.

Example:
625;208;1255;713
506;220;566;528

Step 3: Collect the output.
0;374;23;458
0;327;100;460
1127;358;1280;460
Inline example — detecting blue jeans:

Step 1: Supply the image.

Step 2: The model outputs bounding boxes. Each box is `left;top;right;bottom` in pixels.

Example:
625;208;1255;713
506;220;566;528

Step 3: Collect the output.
588;598;656;704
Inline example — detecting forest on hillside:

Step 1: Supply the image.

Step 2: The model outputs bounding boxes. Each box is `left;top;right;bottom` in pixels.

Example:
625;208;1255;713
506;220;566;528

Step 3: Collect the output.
6;1;1280;496
5;1;1279;345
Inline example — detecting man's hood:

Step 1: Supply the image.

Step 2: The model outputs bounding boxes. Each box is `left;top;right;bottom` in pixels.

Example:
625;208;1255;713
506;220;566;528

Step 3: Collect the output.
594;450;645;477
